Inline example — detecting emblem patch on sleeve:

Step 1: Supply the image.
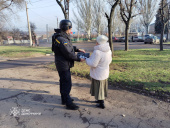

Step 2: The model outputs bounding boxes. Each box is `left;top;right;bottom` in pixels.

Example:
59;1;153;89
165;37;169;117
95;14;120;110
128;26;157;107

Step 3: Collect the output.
64;42;68;45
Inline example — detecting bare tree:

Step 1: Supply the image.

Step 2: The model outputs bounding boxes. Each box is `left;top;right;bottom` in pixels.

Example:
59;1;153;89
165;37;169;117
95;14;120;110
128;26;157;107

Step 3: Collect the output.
105;0;121;55
100;20;108;35
11;28;21;40
55;0;73;19
0;0;24;11
92;0;106;35
112;8;126;36
0;0;25;27
74;0;93;40
111;6;124;36
72;10;81;41
129;17;141;32
0;28;9;44
159;0;169;51
30;22;37;33
0;21;5;29
167;3;170;41
120;0;138;51
138;0;160;34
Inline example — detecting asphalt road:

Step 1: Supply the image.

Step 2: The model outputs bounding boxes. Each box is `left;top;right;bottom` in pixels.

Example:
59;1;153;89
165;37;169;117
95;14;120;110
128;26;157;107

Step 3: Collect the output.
39;41;170;52
74;41;170;52
3;41;170;52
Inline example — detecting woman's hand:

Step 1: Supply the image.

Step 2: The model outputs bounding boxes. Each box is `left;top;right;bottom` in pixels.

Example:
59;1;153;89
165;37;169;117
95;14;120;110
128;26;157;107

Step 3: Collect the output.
80;58;85;62
79;49;86;53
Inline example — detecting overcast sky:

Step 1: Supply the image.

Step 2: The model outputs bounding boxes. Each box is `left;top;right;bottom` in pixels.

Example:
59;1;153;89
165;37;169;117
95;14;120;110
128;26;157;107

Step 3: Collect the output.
10;0;77;34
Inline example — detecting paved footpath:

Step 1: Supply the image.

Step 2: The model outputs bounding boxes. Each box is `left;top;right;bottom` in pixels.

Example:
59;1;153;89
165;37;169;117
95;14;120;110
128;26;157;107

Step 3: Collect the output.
0;56;170;128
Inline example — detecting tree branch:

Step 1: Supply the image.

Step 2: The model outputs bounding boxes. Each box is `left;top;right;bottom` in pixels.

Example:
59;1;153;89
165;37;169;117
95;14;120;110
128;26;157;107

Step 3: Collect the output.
0;0;14;11
120;8;127;23
119;1;128;23
165;19;169;25
56;0;66;19
131;13;141;18
110;0;121;19
105;13;109;20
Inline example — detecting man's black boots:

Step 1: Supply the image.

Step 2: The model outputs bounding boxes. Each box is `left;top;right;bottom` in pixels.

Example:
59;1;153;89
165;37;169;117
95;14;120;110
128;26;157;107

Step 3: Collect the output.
62;98;74;105
66;102;79;110
96;100;105;109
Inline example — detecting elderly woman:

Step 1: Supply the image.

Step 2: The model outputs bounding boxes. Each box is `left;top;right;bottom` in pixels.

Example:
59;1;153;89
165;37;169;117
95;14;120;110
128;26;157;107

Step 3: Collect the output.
86;35;112;109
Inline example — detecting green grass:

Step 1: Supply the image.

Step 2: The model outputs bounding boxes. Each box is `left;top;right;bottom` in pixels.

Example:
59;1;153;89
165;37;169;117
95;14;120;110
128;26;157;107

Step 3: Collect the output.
72;41;80;43
109;49;170;92
0;46;51;58
48;49;170;93
164;42;170;44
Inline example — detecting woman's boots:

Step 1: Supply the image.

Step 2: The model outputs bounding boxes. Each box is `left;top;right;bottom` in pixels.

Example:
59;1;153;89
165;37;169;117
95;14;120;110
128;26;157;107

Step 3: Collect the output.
96;100;105;109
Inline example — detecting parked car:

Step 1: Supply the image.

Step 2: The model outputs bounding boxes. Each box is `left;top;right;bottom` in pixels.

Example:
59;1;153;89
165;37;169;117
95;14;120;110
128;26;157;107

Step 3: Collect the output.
157;36;166;42
132;36;144;42
112;37;119;42
118;37;125;42
163;36;167;42
144;36;160;44
144;34;153;40
128;37;132;42
117;37;131;42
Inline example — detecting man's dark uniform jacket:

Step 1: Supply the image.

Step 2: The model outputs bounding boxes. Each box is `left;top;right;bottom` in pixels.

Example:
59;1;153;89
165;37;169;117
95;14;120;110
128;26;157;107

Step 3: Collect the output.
52;29;81;71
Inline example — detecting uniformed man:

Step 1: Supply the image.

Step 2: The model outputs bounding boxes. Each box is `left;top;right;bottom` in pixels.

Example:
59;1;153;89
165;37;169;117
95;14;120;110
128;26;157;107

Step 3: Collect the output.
52;20;85;110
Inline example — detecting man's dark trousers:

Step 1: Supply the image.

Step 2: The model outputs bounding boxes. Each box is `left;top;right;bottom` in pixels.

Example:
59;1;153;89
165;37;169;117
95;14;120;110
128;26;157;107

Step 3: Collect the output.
58;69;72;105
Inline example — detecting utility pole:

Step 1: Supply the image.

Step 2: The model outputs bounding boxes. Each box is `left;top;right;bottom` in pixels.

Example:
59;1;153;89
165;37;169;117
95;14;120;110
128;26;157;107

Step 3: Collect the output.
25;2;32;46
46;24;49;43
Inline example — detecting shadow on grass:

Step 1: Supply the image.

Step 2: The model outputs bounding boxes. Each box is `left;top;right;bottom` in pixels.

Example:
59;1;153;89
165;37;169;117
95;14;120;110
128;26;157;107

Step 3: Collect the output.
108;80;170;102
71;71;170;102
113;60;170;63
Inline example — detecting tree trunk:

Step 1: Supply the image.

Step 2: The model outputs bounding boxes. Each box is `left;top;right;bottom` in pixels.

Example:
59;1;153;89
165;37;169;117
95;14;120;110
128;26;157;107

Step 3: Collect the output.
160;24;165;51
167;24;169;42
145;24;149;34
105;0;120;56
167;31;169;42
108;19;114;56
77;31;79;42
87;29;91;40
125;24;129;51
64;12;68;19
98;25;101;36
